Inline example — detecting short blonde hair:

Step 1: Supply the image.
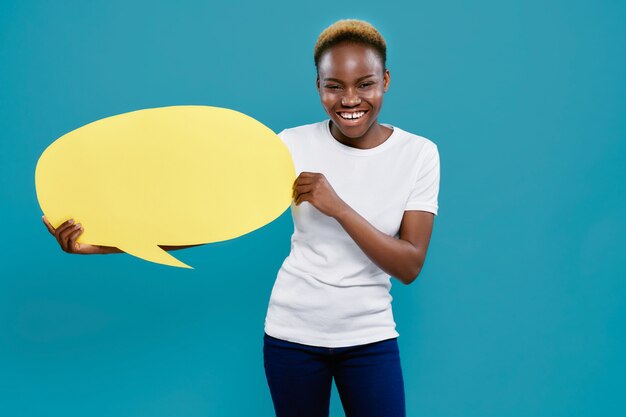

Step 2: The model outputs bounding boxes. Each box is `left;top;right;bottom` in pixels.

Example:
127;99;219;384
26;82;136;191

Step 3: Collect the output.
314;19;387;70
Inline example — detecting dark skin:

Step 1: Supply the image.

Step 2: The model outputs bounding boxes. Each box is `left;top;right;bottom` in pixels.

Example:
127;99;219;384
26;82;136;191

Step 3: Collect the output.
42;40;434;285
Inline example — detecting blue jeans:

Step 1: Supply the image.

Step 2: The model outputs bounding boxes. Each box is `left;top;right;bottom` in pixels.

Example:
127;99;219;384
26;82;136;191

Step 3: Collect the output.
263;332;406;417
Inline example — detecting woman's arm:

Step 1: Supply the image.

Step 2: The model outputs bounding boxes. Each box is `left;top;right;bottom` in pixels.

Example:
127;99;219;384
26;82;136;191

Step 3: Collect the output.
43;216;206;255
334;207;434;285
292;172;434;285
98;244;205;254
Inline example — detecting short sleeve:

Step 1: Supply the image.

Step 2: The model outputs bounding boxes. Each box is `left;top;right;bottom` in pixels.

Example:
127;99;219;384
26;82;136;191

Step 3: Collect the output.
405;143;440;215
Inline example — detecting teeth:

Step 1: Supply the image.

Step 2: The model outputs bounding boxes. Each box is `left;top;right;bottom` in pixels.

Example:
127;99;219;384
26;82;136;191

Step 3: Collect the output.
339;111;365;120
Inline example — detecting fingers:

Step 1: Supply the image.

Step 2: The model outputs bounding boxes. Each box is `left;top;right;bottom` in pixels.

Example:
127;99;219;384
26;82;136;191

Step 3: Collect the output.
292;177;312;190
295;191;311;206
42;216;55;235
59;221;82;252
54;218;76;238
47;217;76;251
42;216;88;253
292;173;326;203
293;172;320;184
293;184;314;201
67;227;84;252
294;178;315;187
292;173;318;191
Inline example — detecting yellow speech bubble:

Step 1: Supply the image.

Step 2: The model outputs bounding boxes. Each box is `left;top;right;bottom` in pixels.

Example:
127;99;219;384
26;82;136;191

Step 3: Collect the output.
35;105;295;269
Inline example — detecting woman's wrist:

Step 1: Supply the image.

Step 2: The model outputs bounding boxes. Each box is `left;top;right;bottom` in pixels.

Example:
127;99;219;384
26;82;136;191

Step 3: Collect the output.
97;245;122;254
332;201;352;222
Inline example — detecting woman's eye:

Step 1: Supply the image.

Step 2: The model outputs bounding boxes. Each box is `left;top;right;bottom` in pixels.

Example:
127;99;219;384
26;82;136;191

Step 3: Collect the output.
326;85;340;90
360;82;373;88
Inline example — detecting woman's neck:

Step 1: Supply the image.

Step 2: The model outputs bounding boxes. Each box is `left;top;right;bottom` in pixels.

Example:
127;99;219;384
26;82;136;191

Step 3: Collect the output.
329;119;393;150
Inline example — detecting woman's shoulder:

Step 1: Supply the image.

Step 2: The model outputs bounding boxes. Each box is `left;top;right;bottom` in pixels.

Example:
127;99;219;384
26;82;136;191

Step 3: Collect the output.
276;121;327;151
275;121;327;155
386;123;439;154
277;120;326;137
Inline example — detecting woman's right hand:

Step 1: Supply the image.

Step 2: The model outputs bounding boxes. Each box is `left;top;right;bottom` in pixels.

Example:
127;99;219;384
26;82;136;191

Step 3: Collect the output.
42;216;106;255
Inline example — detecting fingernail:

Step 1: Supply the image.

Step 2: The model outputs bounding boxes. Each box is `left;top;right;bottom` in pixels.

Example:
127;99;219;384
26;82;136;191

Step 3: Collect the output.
76;223;81;228
69;219;74;224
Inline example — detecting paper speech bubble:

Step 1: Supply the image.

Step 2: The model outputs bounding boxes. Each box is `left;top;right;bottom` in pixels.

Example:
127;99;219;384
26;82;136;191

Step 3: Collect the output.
35;105;295;269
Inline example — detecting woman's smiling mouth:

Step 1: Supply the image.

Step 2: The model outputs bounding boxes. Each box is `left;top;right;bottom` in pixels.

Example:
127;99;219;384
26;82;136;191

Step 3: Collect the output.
337;110;368;121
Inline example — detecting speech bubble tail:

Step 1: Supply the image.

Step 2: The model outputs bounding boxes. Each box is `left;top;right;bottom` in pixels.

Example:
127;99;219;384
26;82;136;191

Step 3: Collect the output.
116;243;194;269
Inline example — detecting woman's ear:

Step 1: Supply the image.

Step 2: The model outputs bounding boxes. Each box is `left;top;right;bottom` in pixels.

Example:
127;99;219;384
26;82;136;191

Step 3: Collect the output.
316;75;320;91
383;68;391;93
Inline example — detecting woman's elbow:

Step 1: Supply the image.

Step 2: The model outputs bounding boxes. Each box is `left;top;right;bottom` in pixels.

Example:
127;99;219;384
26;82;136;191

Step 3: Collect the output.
400;263;423;285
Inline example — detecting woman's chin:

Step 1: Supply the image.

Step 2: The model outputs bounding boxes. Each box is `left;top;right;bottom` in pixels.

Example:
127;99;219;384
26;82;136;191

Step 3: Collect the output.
332;115;372;138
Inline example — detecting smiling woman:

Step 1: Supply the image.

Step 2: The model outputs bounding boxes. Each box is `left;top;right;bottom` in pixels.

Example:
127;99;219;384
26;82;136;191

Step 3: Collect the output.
263;18;441;417
315;22;391;148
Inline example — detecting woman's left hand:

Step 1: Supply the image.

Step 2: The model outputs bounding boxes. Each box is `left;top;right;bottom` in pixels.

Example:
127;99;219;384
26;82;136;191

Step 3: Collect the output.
293;172;348;218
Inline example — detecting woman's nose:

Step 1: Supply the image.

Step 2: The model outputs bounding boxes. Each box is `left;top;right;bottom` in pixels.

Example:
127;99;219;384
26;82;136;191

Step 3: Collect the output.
341;93;361;106
341;96;361;107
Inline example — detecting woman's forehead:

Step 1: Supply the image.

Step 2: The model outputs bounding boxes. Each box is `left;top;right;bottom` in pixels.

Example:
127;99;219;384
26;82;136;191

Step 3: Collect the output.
318;42;384;80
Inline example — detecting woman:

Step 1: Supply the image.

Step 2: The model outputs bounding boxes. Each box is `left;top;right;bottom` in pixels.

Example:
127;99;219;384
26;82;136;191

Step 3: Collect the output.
262;19;439;417
43;19;440;417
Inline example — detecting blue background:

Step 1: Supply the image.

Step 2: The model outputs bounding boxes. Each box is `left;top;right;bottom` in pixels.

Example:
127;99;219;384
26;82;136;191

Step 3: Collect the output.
1;0;625;416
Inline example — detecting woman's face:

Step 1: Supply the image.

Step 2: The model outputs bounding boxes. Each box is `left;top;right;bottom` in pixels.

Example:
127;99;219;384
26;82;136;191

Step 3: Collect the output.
316;41;390;139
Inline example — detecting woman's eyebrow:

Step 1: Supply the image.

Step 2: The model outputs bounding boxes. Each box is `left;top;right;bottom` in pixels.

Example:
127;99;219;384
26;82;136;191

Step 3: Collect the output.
323;74;376;83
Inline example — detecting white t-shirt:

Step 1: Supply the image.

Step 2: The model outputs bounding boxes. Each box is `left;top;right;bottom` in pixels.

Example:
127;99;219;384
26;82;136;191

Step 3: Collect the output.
264;119;440;347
